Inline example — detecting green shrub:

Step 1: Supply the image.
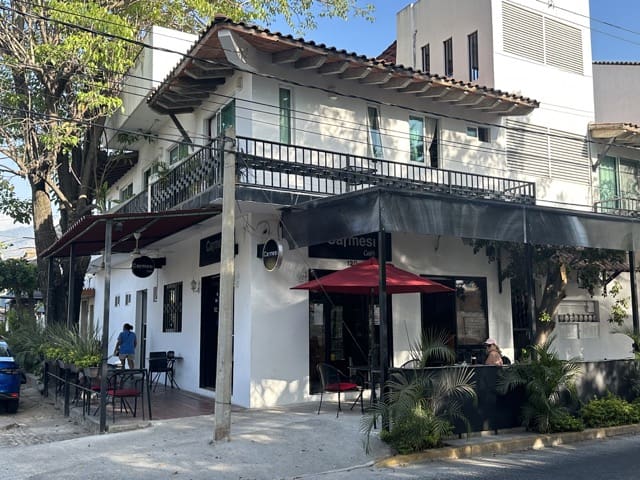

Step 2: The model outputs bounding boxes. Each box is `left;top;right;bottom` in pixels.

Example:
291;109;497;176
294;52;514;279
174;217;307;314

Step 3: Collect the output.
580;393;640;428
549;410;584;432
497;336;583;434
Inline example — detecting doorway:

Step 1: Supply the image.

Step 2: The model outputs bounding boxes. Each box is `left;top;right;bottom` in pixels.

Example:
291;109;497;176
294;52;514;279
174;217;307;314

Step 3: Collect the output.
135;289;148;369
200;275;220;389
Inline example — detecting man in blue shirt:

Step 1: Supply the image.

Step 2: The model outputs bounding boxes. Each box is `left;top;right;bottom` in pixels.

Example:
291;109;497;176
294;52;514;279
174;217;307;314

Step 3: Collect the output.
114;323;137;368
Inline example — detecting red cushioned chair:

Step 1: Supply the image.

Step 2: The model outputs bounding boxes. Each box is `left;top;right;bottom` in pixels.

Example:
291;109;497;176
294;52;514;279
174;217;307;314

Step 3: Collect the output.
106;368;149;422
316;362;364;417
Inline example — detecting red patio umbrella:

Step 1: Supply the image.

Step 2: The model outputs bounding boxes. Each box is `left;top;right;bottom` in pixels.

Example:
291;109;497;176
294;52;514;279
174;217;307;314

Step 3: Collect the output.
291;257;453;295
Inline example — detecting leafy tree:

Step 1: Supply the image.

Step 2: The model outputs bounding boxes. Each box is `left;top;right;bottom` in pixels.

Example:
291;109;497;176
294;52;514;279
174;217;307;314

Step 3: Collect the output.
472;240;626;345
0;257;38;299
0;0;373;325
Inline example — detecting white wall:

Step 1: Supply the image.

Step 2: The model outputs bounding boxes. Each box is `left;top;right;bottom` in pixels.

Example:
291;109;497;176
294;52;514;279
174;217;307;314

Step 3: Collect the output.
593;64;640;124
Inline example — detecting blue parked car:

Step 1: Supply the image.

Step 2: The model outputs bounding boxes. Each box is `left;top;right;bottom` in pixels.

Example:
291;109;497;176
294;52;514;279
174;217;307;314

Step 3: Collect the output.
0;339;22;413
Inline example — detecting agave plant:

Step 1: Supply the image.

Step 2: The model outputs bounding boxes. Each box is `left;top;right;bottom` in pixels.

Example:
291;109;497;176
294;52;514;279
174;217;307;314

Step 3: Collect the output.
496;335;583;433
361;330;476;454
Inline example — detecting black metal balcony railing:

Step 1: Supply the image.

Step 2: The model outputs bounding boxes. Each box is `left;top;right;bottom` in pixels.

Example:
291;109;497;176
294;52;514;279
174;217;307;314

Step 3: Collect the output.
593;197;640;217
114;136;536;214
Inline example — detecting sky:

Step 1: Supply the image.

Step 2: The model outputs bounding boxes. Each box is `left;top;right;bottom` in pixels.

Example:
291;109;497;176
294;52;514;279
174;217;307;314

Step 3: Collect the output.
268;0;640;61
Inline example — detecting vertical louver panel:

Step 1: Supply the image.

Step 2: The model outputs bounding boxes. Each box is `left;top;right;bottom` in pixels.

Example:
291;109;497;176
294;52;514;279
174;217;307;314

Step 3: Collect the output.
506;120;551;178
548;129;591;185
502;1;544;63
502;1;584;75
544;18;583;74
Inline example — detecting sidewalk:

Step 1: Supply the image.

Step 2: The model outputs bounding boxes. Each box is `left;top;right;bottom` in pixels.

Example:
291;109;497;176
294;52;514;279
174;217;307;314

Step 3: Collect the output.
5;388;640;479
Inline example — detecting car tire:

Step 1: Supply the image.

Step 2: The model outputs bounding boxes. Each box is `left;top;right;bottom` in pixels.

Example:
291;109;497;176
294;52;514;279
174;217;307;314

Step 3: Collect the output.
6;399;19;413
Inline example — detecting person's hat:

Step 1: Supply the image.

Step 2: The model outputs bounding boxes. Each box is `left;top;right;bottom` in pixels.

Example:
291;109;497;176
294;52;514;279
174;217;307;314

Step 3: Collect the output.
483;338;497;345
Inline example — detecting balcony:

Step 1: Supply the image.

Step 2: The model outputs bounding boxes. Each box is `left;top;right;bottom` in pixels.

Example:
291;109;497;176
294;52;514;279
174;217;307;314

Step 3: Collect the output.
113;136;536;214
593;197;640;217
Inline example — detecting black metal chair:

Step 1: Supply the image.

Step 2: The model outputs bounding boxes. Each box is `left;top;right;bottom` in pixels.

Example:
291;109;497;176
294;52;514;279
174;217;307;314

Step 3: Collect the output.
148;351;171;391
316;363;364;417
106;368;150;422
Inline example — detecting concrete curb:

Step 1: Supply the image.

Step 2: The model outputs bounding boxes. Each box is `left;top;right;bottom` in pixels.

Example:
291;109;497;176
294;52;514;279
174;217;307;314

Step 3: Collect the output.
375;423;640;468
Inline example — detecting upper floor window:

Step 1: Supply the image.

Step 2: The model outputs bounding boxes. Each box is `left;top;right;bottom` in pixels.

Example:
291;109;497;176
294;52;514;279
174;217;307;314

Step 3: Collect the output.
279;87;292;144
468;31;479;81
598;156;640;213
443;38;453;77
163;282;183;332
367;106;384;159
119;183;133;202
210;99;236;139
467;126;490;142
169;142;189;165
421;44;430;73
409;116;425;163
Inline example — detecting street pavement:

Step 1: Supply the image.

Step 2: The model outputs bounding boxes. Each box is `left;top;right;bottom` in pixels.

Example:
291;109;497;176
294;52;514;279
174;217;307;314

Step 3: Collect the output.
4;380;640;479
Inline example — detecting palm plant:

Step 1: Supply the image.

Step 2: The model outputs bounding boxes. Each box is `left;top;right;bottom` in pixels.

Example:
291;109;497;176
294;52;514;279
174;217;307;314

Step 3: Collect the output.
496;336;583;433
361;330;476;454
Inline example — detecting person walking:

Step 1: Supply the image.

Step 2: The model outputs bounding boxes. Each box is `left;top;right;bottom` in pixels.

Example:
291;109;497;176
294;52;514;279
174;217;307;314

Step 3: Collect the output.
484;338;504;366
114;323;137;369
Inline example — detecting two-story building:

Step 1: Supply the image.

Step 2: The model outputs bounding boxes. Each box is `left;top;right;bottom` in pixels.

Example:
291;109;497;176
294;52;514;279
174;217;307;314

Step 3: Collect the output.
45;0;640;409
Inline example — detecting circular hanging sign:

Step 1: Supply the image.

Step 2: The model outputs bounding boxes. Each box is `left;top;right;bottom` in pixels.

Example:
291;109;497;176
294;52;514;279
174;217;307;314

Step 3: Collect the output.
262;239;283;272
131;255;155;278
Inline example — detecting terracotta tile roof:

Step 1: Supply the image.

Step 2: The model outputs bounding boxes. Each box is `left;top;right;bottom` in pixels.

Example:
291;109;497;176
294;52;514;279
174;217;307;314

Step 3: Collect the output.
148;18;539;116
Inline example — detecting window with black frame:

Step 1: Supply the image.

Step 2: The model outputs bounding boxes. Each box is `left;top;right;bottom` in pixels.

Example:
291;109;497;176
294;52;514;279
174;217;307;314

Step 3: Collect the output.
163;282;183;332
421;276;489;363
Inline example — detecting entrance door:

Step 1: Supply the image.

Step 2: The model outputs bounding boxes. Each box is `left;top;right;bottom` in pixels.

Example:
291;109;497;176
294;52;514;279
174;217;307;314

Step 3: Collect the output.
135;290;148;369
200;275;220;389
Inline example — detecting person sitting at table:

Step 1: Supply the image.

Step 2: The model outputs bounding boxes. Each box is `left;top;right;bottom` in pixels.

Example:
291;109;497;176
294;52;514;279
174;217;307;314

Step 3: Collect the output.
484;338;503;366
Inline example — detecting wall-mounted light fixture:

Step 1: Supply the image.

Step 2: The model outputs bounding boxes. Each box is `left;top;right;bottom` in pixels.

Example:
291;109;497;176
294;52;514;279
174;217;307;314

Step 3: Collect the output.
190;278;200;293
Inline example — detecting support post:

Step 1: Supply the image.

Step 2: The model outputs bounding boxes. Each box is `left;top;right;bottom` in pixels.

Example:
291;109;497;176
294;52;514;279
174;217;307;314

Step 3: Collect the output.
629;251;639;335
99;219;113;434
525;243;537;347
46;257;55;325
378;229;389;430
214;128;236;442
67;244;75;328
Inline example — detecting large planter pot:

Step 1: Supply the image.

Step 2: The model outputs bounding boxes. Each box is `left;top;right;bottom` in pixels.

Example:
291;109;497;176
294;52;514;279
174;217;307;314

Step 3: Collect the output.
83;366;100;378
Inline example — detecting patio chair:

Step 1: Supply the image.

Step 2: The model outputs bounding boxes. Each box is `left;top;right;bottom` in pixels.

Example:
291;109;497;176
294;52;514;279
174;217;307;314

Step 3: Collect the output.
106;368;149;422
316;363;364;417
148;351;171;391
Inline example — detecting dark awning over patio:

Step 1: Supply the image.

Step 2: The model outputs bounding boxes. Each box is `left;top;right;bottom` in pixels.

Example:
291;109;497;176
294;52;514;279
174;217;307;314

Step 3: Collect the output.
281;188;640;252
42;208;221;258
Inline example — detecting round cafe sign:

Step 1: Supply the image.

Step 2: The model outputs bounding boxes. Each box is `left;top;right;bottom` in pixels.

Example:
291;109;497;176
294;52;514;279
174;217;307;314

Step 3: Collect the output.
131;255;155;278
262;239;283;271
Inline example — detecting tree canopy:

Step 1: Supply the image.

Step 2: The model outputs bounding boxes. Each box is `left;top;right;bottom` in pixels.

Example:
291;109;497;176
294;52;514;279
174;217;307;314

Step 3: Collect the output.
0;0;374;323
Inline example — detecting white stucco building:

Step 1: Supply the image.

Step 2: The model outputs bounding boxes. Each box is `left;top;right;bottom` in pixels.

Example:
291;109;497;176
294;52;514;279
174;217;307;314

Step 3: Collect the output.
46;1;640;409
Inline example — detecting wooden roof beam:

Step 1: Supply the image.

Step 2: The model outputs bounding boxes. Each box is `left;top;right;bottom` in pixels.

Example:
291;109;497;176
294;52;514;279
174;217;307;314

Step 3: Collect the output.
399;81;433;94
294;54;327;70
272;47;304;64
359;71;393;85
318;61;350;75
340;66;371;80
381;77;413;90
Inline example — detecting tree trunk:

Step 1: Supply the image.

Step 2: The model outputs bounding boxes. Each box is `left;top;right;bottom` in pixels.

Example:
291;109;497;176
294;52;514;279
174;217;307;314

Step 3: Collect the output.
534;264;568;345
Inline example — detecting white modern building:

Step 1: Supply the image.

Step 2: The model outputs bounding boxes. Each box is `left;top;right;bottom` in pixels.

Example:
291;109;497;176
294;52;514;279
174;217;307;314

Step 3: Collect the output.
44;1;640;409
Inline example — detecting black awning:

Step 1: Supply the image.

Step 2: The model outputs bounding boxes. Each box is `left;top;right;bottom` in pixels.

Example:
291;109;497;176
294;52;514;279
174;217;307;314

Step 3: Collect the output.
281;188;640;252
42;208;221;258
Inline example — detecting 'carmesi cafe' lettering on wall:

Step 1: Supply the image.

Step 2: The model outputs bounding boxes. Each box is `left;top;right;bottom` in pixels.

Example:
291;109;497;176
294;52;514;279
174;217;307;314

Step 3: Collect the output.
308;233;391;260
199;233;238;267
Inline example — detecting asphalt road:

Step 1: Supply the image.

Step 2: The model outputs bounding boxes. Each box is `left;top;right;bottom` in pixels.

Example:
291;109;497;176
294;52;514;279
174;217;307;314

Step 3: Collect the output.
328;433;640;479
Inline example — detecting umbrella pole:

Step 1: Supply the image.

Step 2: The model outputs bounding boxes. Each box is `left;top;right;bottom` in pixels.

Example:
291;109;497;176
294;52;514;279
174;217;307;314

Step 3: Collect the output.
377;232;389;430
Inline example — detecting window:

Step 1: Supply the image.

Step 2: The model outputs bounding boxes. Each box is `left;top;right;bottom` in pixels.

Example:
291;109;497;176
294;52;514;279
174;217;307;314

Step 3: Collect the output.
163;282;183;332
420;43;430;73
467;126;490;142
279;87;292;144
169;142;189;165
443;37;453;77
125;293;132;306
468;31;479;81
119;183;133;202
426;117;439;168
211;99;236;138
114;295;120;307
598;156;640;212
367;106;384;159
409;116;425;163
